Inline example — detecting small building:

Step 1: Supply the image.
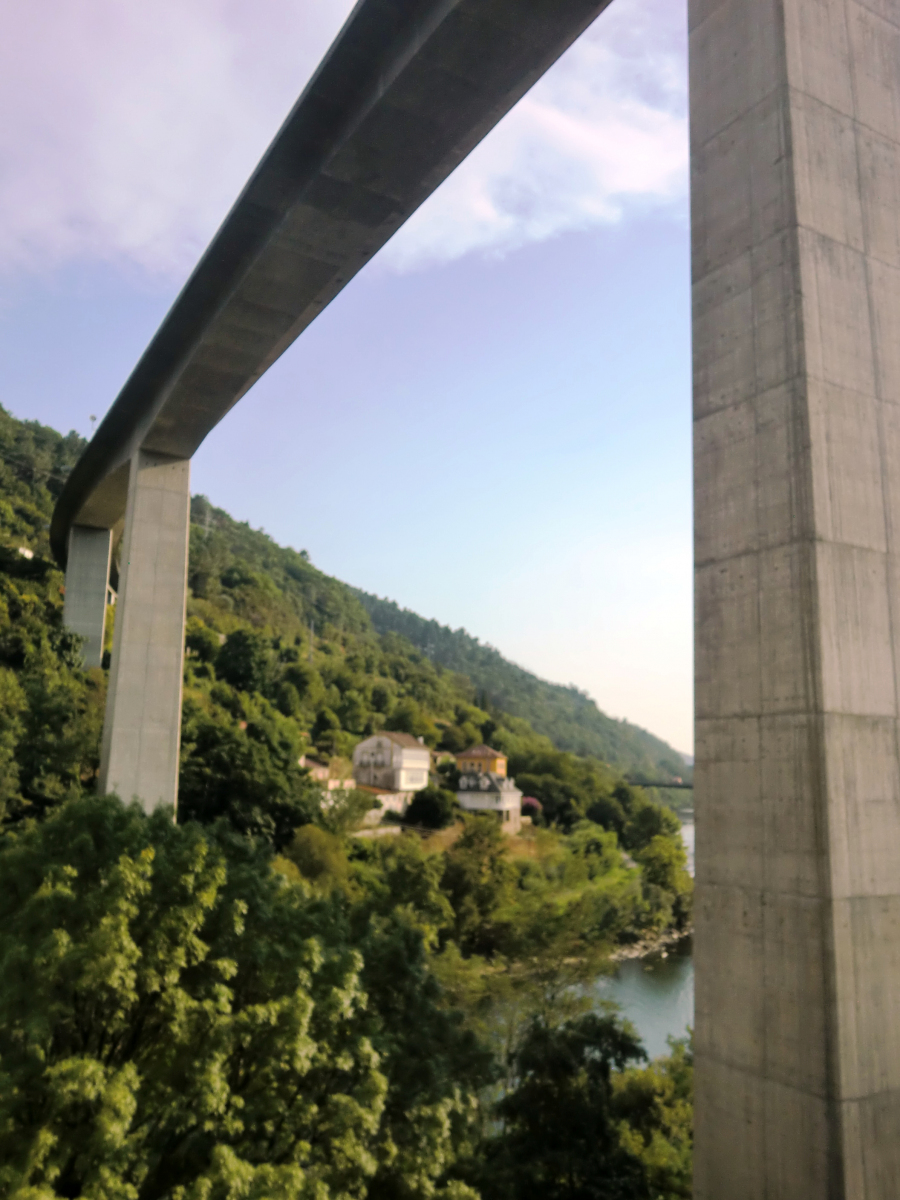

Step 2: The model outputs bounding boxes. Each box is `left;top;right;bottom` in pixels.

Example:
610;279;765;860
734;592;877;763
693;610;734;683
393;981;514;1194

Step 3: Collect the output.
353;732;431;793
299;754;329;783
457;771;522;834
455;744;507;777
299;754;354;791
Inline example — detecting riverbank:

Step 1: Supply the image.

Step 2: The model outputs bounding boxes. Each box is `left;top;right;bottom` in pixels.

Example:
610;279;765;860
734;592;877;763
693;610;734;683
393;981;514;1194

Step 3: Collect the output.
612;817;694;960
612;925;693;962
598;938;695;1058
598;819;695;1054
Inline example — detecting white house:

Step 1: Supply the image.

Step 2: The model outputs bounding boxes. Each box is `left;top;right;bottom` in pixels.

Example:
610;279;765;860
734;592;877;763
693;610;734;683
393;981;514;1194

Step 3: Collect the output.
353;731;431;793
457;771;523;834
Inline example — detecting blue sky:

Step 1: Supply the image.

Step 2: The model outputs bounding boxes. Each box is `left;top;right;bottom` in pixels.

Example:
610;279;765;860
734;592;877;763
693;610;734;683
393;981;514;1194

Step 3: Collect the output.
0;0;693;752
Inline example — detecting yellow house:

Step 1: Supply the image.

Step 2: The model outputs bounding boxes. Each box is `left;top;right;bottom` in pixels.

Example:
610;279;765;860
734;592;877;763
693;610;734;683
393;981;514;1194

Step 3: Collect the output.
455;744;507;777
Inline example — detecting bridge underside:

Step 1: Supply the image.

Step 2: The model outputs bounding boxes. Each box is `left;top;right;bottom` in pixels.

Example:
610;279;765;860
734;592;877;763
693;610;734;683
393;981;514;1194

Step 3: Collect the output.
56;0;900;1193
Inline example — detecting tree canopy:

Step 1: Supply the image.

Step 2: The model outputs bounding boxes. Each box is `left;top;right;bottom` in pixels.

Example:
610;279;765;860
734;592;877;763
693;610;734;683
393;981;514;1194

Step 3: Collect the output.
0;404;694;1198
0;796;488;1199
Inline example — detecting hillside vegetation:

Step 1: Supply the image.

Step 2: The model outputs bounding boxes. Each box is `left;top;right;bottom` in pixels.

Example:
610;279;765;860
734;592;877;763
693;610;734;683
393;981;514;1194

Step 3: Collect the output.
0;404;693;1198
0;402;688;832
354;593;688;777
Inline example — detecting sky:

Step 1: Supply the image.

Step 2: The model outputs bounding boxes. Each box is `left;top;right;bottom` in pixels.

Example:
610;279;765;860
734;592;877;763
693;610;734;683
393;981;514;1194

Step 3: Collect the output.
0;0;693;753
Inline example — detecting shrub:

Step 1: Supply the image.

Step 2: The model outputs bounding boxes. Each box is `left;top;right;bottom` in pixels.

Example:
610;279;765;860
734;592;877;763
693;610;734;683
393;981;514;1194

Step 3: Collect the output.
405;785;458;830
216;628;273;694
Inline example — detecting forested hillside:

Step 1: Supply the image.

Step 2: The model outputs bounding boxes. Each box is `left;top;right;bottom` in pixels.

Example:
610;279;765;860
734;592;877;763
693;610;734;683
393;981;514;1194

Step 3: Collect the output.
0;401;690;831
355;593;688;776
0;403;693;1197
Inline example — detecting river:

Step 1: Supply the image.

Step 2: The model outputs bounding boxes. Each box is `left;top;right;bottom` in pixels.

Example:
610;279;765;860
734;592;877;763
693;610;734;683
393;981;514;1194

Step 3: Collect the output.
592;819;695;1059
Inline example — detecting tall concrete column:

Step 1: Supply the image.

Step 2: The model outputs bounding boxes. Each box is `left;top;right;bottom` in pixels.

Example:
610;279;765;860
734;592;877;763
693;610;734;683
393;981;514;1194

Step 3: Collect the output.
692;1;900;1196
99;450;190;813
62;525;112;668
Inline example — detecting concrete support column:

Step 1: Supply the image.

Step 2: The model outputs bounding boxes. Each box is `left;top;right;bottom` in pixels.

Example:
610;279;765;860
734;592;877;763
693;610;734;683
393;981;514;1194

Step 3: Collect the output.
691;1;900;1196
62;525;112;668
99;450;190;813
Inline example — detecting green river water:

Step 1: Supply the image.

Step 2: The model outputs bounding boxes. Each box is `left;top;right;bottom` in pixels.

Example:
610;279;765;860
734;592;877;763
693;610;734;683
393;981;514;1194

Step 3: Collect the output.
595;820;695;1059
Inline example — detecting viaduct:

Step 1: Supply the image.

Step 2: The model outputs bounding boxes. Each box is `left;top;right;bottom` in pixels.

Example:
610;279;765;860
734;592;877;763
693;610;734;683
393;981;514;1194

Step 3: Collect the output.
50;0;900;1194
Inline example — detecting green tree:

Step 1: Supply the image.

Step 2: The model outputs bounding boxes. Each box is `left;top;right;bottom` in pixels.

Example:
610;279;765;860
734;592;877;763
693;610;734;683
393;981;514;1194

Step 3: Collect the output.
636;835;688;894
351;835;454;950
441;816;513;956
188;524;232;599
439;724;468;753
405;785;458;830
317;787;378;837
0;667;25;816
283;661;320;702
370;683;393;714
473;1012;650;1200
185;615;221;663
275;679;301;716
312;706;341;753
339;688;369;734
282;823;349;891
386;699;438;746
567;821;620;878
178;701;320;850
614;1037;693;1200
12;648;105;818
216;628;273;694
620;790;680;853
0;795;485;1199
635;835;693;932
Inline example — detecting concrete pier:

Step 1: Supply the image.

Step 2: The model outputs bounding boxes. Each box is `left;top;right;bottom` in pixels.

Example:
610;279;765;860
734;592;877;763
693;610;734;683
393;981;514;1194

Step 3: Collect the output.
62;526;112;668
692;0;900;1195
99;451;190;813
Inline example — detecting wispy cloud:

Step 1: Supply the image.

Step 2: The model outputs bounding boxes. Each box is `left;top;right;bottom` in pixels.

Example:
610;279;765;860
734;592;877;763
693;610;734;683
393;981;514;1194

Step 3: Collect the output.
0;0;686;278
384;0;687;269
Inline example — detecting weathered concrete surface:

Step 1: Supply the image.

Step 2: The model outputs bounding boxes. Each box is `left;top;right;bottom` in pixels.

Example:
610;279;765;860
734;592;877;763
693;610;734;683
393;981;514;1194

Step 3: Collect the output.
99;452;190;812
62;526;112;668
50;0;614;566
692;0;900;1195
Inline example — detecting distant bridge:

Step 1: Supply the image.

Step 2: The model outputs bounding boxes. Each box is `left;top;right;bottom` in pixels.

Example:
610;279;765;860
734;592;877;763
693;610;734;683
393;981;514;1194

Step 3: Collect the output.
625;779;694;791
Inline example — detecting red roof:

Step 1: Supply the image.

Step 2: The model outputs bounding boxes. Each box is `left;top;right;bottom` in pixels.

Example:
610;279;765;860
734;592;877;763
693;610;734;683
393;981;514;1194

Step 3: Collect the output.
457;744;504;758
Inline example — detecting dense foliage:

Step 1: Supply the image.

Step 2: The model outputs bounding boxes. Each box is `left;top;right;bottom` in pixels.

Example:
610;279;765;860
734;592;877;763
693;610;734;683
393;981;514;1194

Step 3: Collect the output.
405;785;459;830
0;408;102;824
0;406;693;1198
0;796;488;1199
474;1013;653;1200
464;1015;692;1200
0;796;693;1199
